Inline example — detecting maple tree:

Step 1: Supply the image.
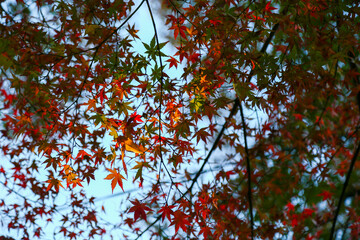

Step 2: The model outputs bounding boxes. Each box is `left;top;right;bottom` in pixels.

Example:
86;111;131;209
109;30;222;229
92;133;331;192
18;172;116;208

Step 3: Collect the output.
0;0;360;239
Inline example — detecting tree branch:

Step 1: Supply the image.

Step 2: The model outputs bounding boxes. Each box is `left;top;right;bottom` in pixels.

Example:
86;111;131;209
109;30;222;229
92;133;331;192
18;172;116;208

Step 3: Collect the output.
329;143;360;239
239;103;254;239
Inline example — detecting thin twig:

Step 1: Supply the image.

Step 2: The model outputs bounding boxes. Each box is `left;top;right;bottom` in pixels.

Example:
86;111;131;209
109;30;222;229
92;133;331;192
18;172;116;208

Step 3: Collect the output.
145;0;188;200
239;103;254;239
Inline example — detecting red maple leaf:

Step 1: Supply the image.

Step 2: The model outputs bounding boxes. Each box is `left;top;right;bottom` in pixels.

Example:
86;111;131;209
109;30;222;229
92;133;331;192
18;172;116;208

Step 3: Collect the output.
293;113;303;120
170;210;191;233
318;190;332;201
129;111;143;124
157;205;175;222
166;56;179;69
264;1;277;13
286;202;295;212
128;199;153;222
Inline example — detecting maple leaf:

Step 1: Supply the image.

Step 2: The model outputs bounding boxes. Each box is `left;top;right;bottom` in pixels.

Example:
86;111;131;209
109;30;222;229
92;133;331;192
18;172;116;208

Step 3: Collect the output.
291;217;298;227
318;190;332;201
117;136;147;176
170;210;191;234
124;137;146;154
293;113;303;120
157;205;175;222
199;225;212;239
170;24;187;40
104;168;126;192
186;25;196;37
46;177;64;192
75;150;91;160
128;199;153;222
69;178;84;188
84;99;96;112
286;202;295;212
194;127;211;144
188;52;200;63
132;161;152;181
166;56;179;69
302;208;314;218
264;1;277;13
127;23;140;40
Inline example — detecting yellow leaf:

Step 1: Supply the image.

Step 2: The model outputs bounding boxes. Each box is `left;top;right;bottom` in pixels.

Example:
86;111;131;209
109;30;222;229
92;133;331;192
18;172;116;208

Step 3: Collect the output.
124;138;146;154
109;126;118;138
186;26;196;37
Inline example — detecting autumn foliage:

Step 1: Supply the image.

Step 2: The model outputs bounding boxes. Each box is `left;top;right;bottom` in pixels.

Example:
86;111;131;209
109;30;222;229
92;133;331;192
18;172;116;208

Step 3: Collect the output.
1;0;360;239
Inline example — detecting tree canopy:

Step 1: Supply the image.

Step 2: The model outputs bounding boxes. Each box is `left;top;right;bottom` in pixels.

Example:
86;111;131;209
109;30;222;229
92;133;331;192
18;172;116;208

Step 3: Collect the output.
1;0;360;239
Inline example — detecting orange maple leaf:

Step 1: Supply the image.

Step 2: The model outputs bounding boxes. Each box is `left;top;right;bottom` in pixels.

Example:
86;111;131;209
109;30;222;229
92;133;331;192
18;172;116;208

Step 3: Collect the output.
46;177;64;192
104;168;126;192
